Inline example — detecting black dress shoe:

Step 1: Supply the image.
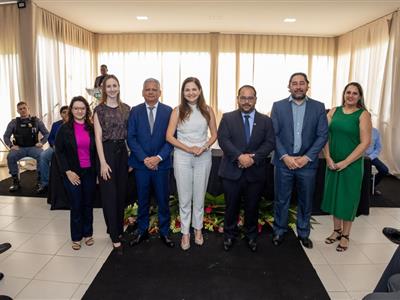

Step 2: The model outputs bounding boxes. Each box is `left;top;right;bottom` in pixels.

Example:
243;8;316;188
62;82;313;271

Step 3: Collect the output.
160;235;175;248
223;238;234;251
298;236;313;249
0;272;3;281
247;239;257;252
36;185;48;195
9;177;20;192
272;234;284;246
0;243;11;254
129;232;149;247
112;244;123;255
383;227;400;245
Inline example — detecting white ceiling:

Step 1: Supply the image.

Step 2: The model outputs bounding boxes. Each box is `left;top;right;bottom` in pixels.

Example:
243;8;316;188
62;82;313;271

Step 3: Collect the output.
32;0;400;37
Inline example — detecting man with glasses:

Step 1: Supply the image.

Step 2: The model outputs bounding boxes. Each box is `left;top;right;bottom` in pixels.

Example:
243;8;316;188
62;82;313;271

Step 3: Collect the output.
218;85;275;252
271;72;328;249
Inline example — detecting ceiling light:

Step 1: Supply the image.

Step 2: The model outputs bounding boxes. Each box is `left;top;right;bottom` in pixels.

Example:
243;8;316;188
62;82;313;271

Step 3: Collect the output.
136;16;148;21
284;18;296;23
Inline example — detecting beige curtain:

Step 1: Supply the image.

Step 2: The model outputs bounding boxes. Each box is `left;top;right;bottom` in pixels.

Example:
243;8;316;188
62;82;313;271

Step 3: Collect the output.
35;6;96;126
335;14;397;174
380;10;400;175
334;16;390;115
96;33;335;120
0;4;21;132
215;34;335;117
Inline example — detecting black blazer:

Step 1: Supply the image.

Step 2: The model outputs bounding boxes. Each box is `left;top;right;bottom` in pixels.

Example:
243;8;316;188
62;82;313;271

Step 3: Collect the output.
218;109;275;182
54;122;97;176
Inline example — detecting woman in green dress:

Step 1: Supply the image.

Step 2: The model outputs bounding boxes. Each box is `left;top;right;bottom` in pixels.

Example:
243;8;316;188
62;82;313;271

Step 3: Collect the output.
321;82;372;252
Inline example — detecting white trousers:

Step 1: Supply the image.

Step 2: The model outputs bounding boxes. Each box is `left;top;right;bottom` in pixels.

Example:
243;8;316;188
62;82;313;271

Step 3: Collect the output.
173;149;212;235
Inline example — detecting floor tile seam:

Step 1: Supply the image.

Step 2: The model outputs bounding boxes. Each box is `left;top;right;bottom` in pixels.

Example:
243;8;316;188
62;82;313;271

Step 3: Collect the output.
12;276;33;299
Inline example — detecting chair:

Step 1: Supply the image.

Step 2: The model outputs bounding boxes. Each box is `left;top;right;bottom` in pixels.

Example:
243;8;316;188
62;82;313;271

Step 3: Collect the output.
0;137;37;178
371;165;378;195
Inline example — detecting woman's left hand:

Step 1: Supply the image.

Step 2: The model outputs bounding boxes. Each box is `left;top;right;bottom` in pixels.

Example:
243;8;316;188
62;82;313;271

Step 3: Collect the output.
193;146;207;157
335;160;349;171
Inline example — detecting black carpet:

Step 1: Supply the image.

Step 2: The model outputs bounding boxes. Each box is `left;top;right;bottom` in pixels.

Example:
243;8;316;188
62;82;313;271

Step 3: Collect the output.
84;228;329;300
0;171;43;198
370;175;400;207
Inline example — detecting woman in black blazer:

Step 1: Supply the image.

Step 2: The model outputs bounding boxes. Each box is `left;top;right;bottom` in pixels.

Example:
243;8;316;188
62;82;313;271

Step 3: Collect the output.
55;96;97;250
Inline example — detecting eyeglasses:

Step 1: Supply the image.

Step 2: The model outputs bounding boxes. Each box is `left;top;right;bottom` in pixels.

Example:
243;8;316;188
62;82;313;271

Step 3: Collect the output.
238;96;256;102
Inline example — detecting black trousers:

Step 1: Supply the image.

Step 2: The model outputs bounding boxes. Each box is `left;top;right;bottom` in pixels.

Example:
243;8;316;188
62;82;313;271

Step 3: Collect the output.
99;140;128;243
222;176;264;240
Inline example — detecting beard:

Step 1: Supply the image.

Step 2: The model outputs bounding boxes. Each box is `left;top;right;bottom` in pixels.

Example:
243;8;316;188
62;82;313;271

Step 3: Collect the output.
291;91;306;100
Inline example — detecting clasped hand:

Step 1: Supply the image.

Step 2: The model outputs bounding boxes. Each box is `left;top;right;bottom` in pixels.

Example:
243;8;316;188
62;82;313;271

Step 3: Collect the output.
144;156;161;170
326;157;349;171
188;146;206;157
238;154;255;168
283;155;309;170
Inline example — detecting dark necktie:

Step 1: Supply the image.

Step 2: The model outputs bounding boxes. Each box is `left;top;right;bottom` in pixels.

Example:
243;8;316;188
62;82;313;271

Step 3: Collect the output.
244;114;250;144
149;106;155;134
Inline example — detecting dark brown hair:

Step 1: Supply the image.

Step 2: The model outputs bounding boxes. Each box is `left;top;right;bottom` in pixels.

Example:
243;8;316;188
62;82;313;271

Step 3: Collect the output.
342;82;367;110
178;77;210;124
67;96;93;130
288;72;309;85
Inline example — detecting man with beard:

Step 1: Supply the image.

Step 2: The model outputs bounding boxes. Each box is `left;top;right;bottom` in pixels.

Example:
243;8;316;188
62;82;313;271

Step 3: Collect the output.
271;73;328;249
218;85;275;252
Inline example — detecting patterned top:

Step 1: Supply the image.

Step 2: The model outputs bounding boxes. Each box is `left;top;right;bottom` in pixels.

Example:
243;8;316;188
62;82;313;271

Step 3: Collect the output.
94;103;130;141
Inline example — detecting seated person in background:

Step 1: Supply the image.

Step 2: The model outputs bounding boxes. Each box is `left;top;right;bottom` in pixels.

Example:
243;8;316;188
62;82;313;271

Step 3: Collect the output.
3;101;49;192
94;64;108;88
365;127;389;195
37;105;69;194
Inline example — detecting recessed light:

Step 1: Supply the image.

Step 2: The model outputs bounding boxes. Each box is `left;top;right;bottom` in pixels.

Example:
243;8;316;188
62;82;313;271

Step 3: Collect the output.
136;16;148;21
284;18;296;23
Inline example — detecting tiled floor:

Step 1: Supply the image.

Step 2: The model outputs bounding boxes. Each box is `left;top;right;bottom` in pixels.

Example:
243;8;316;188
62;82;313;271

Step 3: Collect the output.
0;176;397;299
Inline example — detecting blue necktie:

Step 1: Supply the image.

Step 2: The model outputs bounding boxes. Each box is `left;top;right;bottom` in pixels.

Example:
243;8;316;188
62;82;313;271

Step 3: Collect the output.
244;114;250;144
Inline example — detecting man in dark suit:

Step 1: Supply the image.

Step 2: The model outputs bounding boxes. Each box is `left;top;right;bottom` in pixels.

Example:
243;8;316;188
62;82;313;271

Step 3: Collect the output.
271;72;328;249
127;78;175;248
93;64;108;88
218;85;275;252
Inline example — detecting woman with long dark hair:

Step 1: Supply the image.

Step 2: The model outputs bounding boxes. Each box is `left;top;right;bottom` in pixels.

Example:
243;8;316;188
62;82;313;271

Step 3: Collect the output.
166;77;217;250
321;82;372;251
94;74;130;254
55;96;96;250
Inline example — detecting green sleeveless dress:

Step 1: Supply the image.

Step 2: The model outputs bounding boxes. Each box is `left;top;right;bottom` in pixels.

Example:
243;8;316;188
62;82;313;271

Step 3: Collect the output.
321;106;364;221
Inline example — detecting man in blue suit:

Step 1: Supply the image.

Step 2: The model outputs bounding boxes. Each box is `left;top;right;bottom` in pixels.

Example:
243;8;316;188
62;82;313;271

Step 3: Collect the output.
127;78;175;248
218;85;275;252
271;72;328;249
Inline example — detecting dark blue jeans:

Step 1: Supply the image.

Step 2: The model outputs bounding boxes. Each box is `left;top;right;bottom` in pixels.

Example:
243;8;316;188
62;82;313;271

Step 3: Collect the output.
273;166;317;238
372;158;389;187
63;168;95;242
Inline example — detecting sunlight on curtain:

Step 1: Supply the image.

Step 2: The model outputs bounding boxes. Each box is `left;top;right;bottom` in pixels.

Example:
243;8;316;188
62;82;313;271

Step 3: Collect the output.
35;7;95;126
335;17;390;123
0;4;21;133
37;35;92;125
97;51;210;108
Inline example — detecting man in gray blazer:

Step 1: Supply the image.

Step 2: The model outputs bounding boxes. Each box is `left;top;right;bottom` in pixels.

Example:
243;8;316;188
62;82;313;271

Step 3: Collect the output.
271;72;328;249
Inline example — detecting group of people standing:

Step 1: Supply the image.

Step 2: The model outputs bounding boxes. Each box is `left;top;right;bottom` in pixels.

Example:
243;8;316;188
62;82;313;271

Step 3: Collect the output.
3;70;376;255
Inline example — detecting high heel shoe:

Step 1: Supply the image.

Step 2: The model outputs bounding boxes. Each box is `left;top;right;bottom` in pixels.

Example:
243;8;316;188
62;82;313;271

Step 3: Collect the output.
325;228;342;244
181;234;190;251
336;235;349;252
194;229;204;246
